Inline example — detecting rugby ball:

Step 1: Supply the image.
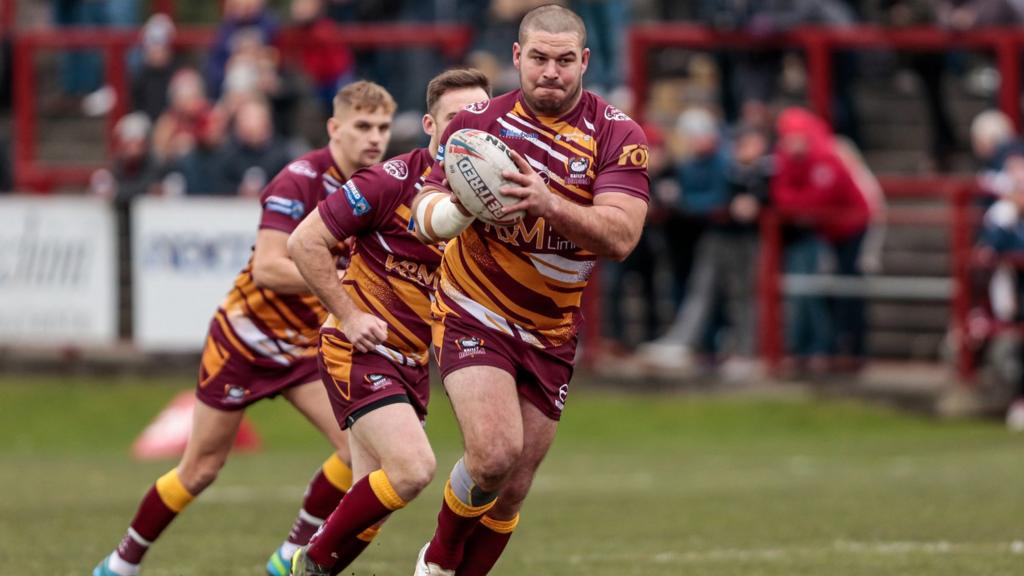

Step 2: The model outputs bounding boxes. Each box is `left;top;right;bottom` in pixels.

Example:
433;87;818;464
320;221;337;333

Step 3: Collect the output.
444;128;525;226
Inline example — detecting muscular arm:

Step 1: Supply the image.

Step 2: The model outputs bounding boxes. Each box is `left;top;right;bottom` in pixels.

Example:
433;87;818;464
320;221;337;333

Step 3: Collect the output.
500;150;648;261
251;229;313;293
287;211;387;351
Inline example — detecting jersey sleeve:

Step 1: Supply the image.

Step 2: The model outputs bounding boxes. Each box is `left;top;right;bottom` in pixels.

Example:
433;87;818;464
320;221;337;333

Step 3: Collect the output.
318;165;397;241
594;120;651;202
259;172;313;234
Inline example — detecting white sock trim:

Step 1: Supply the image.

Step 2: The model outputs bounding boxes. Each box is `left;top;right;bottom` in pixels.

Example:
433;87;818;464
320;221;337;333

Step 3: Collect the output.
298;508;325;526
279;541;301;560
108;552;141;576
126;527;153;547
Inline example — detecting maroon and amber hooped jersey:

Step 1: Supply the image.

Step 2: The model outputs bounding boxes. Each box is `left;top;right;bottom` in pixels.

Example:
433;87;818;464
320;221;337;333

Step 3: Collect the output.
425;90;650;348
318;147;442;366
211;147;348;367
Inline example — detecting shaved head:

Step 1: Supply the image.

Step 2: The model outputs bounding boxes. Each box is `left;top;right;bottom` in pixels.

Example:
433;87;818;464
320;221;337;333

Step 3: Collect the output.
518;4;586;48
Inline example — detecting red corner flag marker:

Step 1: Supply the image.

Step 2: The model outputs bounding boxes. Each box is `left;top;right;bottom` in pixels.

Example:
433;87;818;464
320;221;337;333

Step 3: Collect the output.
131;391;262;460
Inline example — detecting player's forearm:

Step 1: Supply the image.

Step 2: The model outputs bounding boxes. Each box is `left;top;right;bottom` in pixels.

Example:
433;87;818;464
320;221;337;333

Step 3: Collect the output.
288;233;360;322
544;195;640;261
251;258;311;294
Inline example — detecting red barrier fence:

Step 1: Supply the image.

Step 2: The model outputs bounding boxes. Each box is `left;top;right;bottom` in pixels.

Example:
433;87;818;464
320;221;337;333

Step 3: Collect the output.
12;23;473;191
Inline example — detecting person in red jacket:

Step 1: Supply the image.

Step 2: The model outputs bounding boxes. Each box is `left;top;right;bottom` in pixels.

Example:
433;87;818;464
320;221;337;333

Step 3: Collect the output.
771;107;871;370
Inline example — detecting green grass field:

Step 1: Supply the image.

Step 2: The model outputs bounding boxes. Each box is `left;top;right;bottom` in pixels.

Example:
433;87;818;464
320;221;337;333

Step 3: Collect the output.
2;375;1023;575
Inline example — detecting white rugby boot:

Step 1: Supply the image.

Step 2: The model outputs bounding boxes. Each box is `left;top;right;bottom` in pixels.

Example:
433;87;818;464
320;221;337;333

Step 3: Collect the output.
413;543;454;576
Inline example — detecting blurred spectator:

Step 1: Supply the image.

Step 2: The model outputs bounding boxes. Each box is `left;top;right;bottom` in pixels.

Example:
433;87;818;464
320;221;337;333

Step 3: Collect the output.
602;123;673;353
972;110;1017;173
976;146;1024;428
938;0;1024;30
639;123;771;378
131;13;181;121
89;111;160;203
662;108;730;309
205;0;279;101
772;107;870;369
214;97;291;196
0;136;11;192
290;0;356;118
53;0;108;105
220;28;304;140
570;0;627;94
152;69;226;167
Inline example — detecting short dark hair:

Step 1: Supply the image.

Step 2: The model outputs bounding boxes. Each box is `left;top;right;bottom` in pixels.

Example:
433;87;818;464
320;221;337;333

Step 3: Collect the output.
425;68;492;115
518;4;586;48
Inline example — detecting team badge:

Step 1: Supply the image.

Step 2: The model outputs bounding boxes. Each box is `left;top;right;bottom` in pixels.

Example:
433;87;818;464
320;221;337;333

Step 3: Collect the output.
224;385;249;404
365;373;393;391
604;105;630;122
287;160;318;179
464;100;490;114
383;159;409;181
555;384;569;411
342;181;372;216
456;336;486;359
566;156;591;185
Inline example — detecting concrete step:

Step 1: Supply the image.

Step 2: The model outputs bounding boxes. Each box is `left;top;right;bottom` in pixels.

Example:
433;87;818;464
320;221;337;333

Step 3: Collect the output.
879;250;950;277
868;302;950;331
868;329;945;359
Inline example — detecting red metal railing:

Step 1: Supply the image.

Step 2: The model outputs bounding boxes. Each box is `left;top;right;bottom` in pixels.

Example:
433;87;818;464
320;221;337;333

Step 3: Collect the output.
12;23;473;191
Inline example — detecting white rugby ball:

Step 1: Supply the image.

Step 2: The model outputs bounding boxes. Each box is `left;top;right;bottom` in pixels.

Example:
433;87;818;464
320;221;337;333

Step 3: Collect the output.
444;128;525;226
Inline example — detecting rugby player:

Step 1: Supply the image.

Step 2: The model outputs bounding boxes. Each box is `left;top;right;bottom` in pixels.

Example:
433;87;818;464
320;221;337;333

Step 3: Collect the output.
285;68;491;576
410;5;650;575
92;81;395;576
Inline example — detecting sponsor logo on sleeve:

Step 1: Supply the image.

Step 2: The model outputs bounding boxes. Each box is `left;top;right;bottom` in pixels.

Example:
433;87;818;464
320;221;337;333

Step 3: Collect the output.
464;100;490;114
264;195;306;220
287;160;318;178
342;181;372;216
616;144;650;168
383;159;409;180
604;105;631;122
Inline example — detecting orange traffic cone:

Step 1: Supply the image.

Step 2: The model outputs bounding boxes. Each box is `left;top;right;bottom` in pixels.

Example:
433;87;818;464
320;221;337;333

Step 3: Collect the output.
132;390;262;460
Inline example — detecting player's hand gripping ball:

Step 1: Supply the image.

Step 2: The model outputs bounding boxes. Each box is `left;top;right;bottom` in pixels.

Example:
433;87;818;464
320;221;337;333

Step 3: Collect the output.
444;128;526;226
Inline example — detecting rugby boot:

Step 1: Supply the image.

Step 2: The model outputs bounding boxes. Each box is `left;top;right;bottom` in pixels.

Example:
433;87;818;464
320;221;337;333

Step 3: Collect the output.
91;554;130;576
413;543;455;576
266;548;291;576
290;546;331;576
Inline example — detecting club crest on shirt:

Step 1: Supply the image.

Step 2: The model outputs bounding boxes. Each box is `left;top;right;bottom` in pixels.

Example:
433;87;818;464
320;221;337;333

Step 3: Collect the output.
566;156;591;185
342;181;372;216
555;383;569;411
456;336;486;359
287;160;318;179
383;159;409;181
464;100;490;114
604;105;630;122
365;373;393;391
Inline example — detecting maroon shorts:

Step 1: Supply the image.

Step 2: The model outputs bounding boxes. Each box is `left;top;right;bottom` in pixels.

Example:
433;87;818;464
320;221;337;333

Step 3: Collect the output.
318;330;430;430
432;311;576;421
195;319;320;411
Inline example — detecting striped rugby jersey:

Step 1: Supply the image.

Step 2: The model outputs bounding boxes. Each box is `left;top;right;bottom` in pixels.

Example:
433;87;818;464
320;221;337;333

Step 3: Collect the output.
425;90;650;348
318;147;441;366
212;147;347;365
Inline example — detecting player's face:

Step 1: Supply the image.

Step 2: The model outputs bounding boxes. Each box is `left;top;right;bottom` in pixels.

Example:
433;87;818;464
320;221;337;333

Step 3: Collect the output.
328;108;392;169
514;31;589;117
424;86;491;142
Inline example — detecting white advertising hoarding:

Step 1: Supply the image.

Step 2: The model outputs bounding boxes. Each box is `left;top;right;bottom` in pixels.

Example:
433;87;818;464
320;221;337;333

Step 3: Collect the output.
133;197;261;351
0;197;117;344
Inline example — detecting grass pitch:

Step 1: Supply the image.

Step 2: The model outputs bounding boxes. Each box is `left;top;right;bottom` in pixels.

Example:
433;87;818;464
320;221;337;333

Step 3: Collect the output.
1;375;1023;575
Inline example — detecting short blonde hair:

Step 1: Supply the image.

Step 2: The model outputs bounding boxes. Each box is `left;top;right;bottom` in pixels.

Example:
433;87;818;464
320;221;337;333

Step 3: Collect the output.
333;80;397;117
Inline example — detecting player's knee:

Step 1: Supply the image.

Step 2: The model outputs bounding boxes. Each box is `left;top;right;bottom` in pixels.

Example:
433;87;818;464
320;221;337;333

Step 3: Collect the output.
392;450;436;497
467;449;518;491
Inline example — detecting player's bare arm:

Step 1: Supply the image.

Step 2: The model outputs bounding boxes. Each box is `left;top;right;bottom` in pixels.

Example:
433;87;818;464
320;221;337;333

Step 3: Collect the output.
500;149;647;261
410;179;475;244
251;229;319;293
288;213;388;353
